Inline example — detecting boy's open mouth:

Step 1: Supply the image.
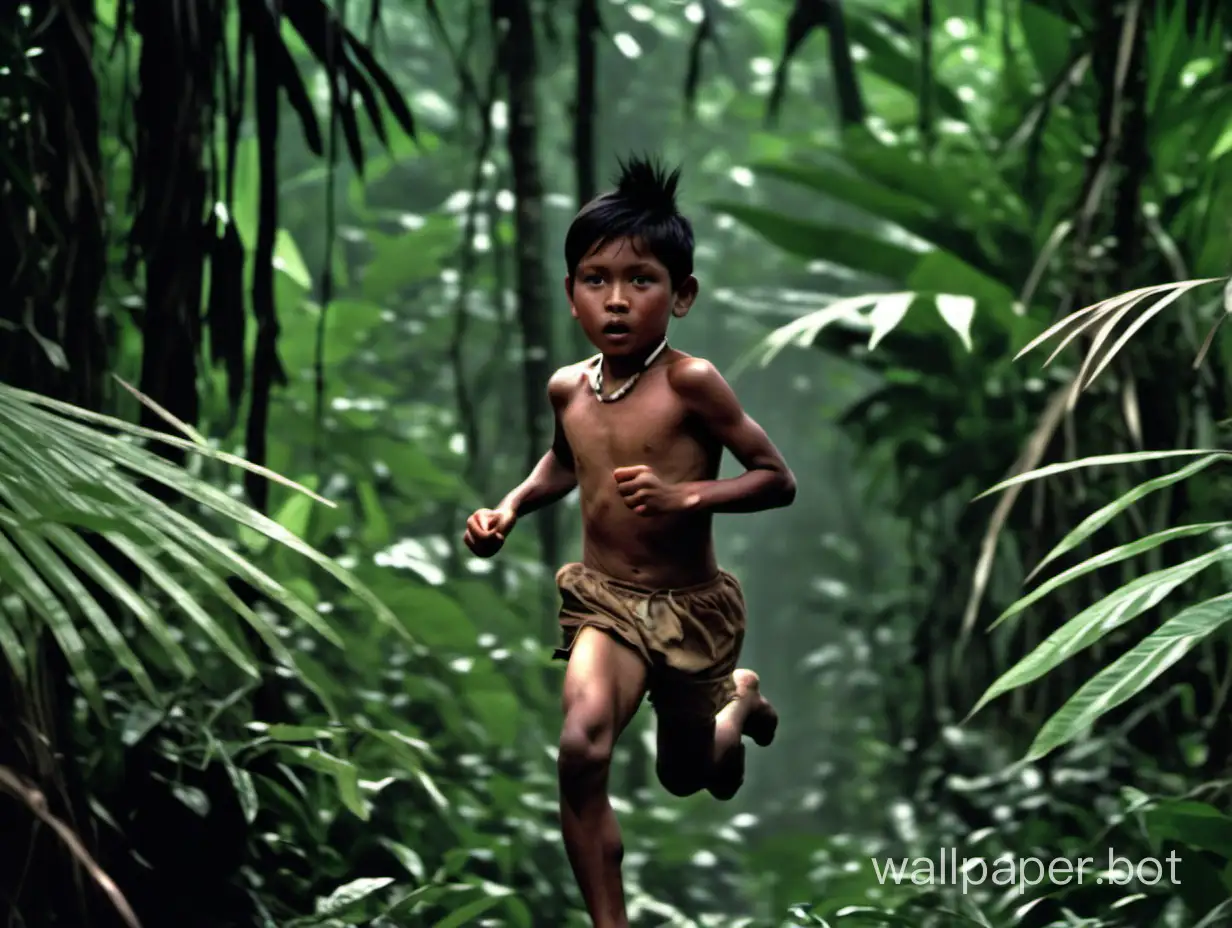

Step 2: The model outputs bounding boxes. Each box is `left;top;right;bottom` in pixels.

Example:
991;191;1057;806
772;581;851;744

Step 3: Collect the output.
602;321;631;335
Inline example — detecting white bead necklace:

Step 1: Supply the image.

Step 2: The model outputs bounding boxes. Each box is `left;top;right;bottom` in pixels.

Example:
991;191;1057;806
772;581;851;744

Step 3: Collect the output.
589;336;669;403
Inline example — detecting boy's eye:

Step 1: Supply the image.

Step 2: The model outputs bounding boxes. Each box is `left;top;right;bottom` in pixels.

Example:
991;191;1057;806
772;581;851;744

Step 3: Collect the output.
582;274;604;285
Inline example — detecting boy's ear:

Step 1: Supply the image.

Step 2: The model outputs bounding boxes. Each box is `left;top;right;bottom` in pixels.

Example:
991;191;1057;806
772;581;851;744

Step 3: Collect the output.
672;275;699;318
564;275;578;317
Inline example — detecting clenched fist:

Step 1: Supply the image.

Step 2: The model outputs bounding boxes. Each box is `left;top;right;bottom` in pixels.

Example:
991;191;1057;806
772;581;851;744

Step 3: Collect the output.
464;505;517;557
613;465;693;516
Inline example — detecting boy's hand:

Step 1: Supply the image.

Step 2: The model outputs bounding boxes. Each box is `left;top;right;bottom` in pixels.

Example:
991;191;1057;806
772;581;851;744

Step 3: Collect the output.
613;465;696;516
464;505;517;557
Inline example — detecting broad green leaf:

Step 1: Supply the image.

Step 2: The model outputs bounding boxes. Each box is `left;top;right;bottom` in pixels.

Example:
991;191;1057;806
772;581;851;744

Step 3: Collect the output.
752;159;957;251
1027;591;1232;760
970;541;1232;717
467;688;520;748
1020;1;1074;81
313;877;395;918
1025;453;1232;582
1144;801;1232;858
432;893;507;928
993;521;1232;629
362;221;455;301
275;229;313;289
705;201;922;280
838;20;969;123
381;584;475;649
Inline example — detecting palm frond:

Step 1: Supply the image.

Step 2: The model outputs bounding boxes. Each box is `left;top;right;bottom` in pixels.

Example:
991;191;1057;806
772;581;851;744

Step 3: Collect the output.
0;382;406;719
1012;276;1230;407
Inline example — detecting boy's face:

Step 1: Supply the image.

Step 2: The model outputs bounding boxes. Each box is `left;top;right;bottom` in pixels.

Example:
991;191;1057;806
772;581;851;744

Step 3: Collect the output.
565;236;697;357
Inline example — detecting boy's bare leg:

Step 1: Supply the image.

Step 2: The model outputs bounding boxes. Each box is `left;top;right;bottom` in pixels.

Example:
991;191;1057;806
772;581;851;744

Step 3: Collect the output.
707;669;777;800
558;626;648;928
654;669;777;801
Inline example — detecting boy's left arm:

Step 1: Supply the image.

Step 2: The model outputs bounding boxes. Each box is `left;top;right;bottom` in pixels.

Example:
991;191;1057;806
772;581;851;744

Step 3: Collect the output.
670;357;796;513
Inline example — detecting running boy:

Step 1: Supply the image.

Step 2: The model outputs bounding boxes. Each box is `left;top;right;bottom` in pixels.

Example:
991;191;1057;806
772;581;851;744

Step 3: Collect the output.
462;157;796;928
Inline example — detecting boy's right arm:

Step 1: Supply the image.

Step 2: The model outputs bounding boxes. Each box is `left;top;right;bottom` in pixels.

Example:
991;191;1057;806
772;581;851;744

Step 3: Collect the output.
464;369;578;556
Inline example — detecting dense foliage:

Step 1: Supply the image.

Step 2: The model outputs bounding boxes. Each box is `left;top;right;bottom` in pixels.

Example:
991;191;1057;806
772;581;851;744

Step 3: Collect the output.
4;0;1232;926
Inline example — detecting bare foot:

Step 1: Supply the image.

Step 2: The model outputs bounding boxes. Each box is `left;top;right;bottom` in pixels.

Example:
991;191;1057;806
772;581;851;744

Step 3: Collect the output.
733;669;778;747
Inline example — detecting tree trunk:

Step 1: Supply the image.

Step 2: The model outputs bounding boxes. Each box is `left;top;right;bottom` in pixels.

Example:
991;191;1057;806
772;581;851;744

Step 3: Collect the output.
494;0;560;599
570;0;600;361
0;2;110;922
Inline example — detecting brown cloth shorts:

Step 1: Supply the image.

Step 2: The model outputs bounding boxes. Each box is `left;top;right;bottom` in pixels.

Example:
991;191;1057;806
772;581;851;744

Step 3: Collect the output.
552;561;747;719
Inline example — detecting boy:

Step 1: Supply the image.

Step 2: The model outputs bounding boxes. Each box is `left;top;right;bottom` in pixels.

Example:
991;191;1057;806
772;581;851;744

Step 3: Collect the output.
462;157;796;928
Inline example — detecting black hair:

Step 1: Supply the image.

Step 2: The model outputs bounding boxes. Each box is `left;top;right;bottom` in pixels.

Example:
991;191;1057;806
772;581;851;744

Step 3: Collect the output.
564;155;695;291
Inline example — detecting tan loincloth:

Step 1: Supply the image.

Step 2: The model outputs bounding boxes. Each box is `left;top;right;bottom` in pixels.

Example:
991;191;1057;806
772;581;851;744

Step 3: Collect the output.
552;561;747;719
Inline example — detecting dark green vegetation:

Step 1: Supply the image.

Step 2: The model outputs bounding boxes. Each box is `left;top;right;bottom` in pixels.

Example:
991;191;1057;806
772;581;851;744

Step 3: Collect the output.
4;0;1232;925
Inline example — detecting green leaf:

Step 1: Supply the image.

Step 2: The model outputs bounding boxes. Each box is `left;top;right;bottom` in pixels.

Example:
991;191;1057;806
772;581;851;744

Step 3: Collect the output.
0;530;104;718
752;159;948;246
362;221;454;301
380;584;475;649
993;521;1232;629
906;250;1017;314
105;533;260;679
40;521;195;678
432;893;508;928
975;449;1223;501
467;688;520;748
1144;801;1232;858
842;18;968;123
970;541;1232;718
214;737;259;825
378;837;426;881
281;746;370;821
314;877;396;918
706;201;922;279
1020;1;1074;81
1026;591;1232;760
1025;453;1231;582
2;493;157;701
275;229;313;289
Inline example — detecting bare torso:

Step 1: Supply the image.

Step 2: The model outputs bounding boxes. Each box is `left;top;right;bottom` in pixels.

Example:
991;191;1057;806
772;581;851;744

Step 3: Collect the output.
554;350;721;589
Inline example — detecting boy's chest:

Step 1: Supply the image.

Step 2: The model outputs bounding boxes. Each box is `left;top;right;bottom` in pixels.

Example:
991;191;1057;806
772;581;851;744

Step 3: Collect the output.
562;385;696;466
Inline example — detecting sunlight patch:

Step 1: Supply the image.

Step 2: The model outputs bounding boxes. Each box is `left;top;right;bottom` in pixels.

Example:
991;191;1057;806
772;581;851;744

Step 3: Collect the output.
612;32;642;58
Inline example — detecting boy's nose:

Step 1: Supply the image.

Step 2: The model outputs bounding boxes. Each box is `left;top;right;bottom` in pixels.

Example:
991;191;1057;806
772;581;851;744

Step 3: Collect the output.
605;299;629;313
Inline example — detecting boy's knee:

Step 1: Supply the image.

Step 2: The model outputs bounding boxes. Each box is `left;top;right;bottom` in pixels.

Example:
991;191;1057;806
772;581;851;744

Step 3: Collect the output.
656;757;706;797
558;714;614;782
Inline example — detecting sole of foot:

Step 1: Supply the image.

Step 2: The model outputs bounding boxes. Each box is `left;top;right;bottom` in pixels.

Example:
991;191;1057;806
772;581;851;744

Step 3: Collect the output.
733;669;778;747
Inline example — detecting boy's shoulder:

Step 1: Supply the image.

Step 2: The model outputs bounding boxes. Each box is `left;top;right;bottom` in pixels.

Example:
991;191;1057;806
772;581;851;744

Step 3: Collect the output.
547;357;597;406
663;352;720;389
